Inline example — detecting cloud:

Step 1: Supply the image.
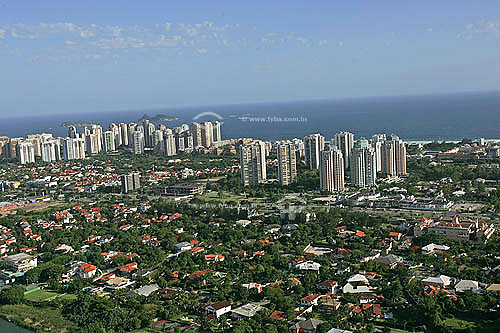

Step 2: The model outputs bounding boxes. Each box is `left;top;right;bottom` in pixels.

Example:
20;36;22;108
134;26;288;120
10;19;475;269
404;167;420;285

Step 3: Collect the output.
425;28;433;33
459;21;500;40
338;41;344;47
0;20;331;63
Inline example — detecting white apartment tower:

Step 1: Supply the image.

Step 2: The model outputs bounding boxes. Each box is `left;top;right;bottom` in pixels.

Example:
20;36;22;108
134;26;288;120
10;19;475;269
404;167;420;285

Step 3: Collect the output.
277;142;297;186
304;133;325;170
350;138;377;187
319;148;345;192
335;131;354;169
240;141;267;186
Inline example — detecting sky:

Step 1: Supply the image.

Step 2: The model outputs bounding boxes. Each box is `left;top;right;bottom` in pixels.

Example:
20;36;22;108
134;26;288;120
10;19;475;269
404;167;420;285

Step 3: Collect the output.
0;1;499;117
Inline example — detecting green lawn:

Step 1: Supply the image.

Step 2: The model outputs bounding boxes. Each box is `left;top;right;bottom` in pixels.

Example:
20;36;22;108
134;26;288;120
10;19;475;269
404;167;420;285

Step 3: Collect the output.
24;289;59;302
0;303;80;332
24;289;77;302
444;317;500;333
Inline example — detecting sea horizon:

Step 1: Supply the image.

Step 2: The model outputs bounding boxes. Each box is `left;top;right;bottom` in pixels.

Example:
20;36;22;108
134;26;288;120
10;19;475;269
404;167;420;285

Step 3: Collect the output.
1;90;500;142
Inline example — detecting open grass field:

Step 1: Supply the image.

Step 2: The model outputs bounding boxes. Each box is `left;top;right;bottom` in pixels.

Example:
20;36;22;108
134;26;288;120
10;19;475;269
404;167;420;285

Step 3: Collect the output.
0;303;79;332
24;289;77;302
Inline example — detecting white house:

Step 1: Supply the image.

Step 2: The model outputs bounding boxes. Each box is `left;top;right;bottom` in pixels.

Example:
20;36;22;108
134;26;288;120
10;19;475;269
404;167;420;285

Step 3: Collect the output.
422;243;450;255
174;242;192;252
205;301;232;318
422;275;452;288
296;261;321;273
455;280;479;293
343;274;375;294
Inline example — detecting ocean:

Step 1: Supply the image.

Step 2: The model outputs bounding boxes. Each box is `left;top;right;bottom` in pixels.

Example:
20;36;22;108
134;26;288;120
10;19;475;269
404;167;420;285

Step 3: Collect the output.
1;91;499;142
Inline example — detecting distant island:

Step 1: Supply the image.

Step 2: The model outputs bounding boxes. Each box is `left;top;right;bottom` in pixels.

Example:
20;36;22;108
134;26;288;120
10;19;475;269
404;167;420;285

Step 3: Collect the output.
61;120;91;128
139;113;179;123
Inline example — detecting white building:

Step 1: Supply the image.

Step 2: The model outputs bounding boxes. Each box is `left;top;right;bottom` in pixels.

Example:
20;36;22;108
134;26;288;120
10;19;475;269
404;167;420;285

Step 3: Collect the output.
304;133;325;170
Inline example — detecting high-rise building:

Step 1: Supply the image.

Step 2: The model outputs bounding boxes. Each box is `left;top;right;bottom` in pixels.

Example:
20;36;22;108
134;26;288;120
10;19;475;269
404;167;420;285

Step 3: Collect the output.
103;131;116;152
201;121;213;148
164;131;177;156
131;131;145;155
184;131;194;153
41;140;58;163
18;141;36;164
350;138;377;187
63;137;86;160
110;123;122;147
142;119;155;148
68;126;77;139
152;130;165;154
240;141;267;186
121;173;141;193
212;121;222;143
191;123;203;148
127;123;137;146
175;133;185;153
381;136;407;177
120;123;129;146
277;142;297;186
371;134;386;172
319;148;344;192
304;133;325;170
335;131;354;169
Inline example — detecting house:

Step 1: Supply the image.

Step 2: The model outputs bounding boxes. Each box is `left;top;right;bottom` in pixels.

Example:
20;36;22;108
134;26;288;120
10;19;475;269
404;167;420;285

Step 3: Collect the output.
263;224;281;234
205;301;232;318
175;242;192;252
360;250;380;263
4;253;37;272
300;294;322;306
134;284;159;297
291;258;321;273
231;303;264;320
422;243;450;255
487;284;500;292
422;275;452;288
455;280;479;293
78;263;97;279
343;274;375;294
205;254;225;263
235;219;252;227
120;262;138;275
269;310;286;321
317;280;338;294
289;319;325;333
388;231;402;240
105;277;135;290
375;255;402;269
351;304;382;318
242;282;265;293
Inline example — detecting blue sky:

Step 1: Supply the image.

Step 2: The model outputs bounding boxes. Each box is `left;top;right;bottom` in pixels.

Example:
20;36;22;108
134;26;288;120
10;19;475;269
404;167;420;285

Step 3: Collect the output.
1;0;499;117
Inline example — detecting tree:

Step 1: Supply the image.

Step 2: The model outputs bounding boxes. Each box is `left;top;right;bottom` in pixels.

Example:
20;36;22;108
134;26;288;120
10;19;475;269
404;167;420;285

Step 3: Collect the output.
0;285;24;304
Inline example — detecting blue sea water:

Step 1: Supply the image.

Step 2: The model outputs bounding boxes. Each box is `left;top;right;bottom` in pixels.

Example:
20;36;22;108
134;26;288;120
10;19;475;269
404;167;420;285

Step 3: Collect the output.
0;91;499;142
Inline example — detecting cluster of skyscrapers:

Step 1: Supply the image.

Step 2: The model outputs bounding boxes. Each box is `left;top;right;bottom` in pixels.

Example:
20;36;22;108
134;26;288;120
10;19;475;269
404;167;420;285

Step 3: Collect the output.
239;132;407;192
2;119;223;165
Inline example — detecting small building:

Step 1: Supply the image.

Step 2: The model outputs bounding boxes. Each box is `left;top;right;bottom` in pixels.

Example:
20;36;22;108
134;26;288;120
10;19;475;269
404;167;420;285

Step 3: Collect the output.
231;303;264;320
205;301;232;318
78;263;97;279
422;243;450;255
290;319;325;333
455;280;479;293
4;253;37;272
317;280;338;294
422;275;452;288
